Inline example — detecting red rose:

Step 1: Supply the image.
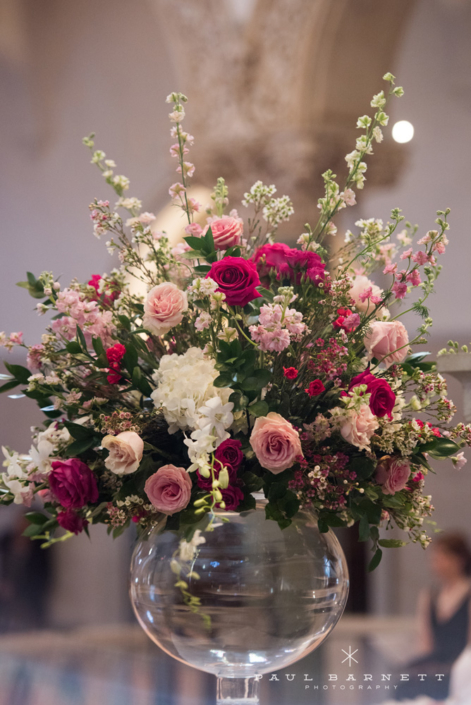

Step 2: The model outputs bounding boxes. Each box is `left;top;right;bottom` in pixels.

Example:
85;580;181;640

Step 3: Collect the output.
57;509;88;535
207;256;261;307
305;379;325;397
50;458;99;509
283;367;299;380
347;369;396;419
106;343;126;384
218;485;245;511
88;274;119;307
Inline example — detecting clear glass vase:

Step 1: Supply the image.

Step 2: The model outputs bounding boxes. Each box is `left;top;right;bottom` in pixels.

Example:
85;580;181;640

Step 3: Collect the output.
130;494;349;704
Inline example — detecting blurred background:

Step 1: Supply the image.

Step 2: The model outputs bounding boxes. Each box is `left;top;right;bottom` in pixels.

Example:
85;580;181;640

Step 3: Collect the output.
1;0;471;703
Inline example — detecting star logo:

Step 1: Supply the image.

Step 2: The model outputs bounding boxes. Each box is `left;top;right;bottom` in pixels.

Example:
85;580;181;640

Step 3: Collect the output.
341;646;359;667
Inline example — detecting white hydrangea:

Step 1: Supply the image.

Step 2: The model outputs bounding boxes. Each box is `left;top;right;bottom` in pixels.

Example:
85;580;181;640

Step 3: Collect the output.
151;347;232;434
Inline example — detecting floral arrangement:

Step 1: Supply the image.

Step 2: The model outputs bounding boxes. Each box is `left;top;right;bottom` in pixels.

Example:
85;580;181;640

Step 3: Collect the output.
1;73;468;573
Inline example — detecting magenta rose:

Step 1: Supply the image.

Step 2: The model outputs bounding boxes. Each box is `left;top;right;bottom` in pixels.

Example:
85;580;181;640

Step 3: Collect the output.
207;256;261;307
207;216;243;251
375;457;411;495
250;412;303;474
57;509;88;535
197;439;243;490
218;485;244;511
145;464;192;515
285;250;325;285
253;243;292;281
347;370;396;419
49;458;99;509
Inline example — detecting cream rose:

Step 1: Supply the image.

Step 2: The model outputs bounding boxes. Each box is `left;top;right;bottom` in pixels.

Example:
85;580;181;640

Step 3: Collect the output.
364;320;410;368
102;431;144;475
250;412;303;474
143;282;188;336
340;404;379;451
349;275;382;313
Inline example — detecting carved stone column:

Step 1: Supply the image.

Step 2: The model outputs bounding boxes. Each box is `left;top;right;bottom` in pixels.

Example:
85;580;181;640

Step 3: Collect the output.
149;0;417;236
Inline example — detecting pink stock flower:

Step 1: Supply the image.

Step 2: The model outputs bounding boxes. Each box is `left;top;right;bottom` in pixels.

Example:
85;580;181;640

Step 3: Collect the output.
341;188;356;206
412;251;429;266
392;281;408;299
169;183;186;199
185;223;203;237
27;344;46;372
400;248;413;260
375;457;411;494
406;269;421;286
250;412;303;474
359;287;373;303
52;288;116;347
340;405;379;451
206;215;243;250
143;282;188;336
383;263;398;275
144;465;192;514
363;320;410;368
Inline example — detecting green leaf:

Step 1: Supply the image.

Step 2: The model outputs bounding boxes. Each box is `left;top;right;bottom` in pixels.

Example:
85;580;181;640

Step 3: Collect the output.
368;548;383;572
25;512;50;526
0;379;20;394
213;373;234;388
92;336;106;358
64;437;98;456
358;514;370;542
321;513;347;528
123;345;138;375
378;539;407;548
348;456;376;481
66;341;83;355
63;421;95;440
76;326;88;351
240;369;271;392
4;362;31;385
117;314;131;331
194;265;211;274
417;438;461;458
183;236;207;251
204;226;214;252
132;366;152;396
23;523;48;537
248;400;269;418
236;494;256;513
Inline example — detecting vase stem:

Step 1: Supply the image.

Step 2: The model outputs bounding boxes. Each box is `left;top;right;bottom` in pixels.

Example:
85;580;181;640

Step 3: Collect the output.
216;677;260;704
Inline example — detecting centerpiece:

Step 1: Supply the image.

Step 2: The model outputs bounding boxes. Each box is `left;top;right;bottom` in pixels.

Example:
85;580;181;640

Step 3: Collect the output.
1;73;468;704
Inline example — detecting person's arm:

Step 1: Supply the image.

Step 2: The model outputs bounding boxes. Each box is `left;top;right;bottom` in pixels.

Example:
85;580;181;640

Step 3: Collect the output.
417;588;434;655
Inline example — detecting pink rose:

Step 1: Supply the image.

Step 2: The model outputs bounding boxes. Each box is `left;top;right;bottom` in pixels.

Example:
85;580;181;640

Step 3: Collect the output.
253;244;325;286
145;464;192;514
57;509;88;535
102;431;144;475
206;216;243;251
143;282;188;336
349;275;382;313
250;412;303;474
49;458;99;509
285;250;325;285
340;404;379;451
375;457;411;494
364;320;410;368
207;256;261;307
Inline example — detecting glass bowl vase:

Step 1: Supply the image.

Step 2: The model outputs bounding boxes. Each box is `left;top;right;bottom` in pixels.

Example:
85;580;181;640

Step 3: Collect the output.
130;494;349;704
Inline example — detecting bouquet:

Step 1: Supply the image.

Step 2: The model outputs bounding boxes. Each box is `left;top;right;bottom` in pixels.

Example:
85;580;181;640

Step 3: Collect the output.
1;73;468;574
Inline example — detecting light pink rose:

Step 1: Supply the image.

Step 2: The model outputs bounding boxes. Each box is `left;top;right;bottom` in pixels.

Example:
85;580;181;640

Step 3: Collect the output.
102;431;144;475
250;412;303;474
340;404;379;451
145;464;192;514
375;456;411;494
206;215;243;251
364;320;410;368
143;282;188;336
349;275;382;313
